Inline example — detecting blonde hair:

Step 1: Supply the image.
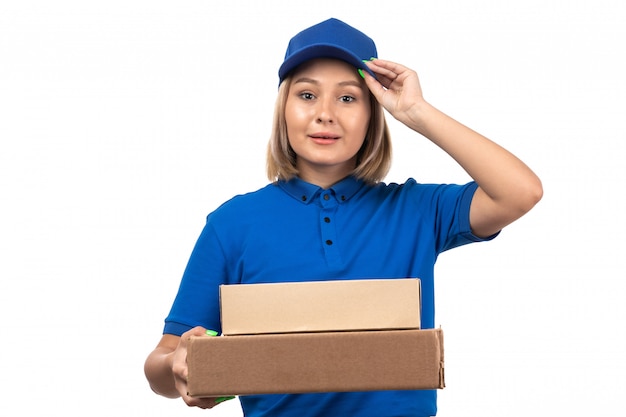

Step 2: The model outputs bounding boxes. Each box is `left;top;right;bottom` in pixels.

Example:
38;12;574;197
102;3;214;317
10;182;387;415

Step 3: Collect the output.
266;74;392;185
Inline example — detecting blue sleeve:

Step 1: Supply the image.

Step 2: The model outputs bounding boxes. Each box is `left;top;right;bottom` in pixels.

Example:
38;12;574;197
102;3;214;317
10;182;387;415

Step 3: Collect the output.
437;181;499;252
162;219;226;336
401;179;498;254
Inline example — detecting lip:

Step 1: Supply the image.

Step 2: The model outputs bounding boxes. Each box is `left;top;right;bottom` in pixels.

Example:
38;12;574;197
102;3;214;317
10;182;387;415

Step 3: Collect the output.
308;132;340;142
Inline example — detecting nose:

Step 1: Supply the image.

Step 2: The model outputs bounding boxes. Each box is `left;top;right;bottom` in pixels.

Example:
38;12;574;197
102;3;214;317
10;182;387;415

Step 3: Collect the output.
316;98;334;124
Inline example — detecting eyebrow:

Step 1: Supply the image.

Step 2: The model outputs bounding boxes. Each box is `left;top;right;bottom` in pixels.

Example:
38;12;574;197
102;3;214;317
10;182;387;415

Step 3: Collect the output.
293;77;363;88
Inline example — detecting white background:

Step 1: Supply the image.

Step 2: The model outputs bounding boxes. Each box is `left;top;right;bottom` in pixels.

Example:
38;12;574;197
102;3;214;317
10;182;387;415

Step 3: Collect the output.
1;1;624;416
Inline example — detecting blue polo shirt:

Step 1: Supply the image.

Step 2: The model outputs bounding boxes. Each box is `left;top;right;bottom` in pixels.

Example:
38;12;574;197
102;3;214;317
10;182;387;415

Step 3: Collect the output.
164;176;495;417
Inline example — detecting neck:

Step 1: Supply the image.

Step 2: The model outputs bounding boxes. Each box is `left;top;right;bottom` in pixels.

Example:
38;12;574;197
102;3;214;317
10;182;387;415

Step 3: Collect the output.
297;166;353;189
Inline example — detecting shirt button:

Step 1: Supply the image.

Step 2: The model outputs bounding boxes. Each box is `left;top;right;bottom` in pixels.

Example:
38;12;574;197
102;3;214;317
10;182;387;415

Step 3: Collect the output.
341;195;346;201
325;240;333;245
301;195;307;202
323;194;330;201
324;217;330;223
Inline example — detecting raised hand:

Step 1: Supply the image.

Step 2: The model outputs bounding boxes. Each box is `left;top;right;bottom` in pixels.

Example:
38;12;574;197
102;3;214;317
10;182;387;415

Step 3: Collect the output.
362;59;426;130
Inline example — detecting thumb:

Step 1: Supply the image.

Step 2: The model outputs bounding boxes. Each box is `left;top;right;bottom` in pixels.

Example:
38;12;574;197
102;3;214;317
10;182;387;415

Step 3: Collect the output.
362;69;387;105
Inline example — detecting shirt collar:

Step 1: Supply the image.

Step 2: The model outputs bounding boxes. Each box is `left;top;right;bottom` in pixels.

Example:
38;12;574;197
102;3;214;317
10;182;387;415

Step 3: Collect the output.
278;176;365;205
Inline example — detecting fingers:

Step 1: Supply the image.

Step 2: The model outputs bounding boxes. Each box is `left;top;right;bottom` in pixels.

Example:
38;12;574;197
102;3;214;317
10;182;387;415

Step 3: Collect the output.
362;68;386;99
176;327;235;409
364;59;409;88
182;393;217;409
362;59;407;110
186;326;209;338
183;394;236;409
171;327;209;401
362;59;426;126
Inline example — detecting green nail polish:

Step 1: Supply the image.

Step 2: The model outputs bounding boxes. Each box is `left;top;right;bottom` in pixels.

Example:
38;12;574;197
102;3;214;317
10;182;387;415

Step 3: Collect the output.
215;395;236;404
205;329;218;336
358;69;365;79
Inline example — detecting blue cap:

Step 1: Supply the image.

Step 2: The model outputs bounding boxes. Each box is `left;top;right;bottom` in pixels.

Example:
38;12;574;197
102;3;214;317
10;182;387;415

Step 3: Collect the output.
278;18;378;83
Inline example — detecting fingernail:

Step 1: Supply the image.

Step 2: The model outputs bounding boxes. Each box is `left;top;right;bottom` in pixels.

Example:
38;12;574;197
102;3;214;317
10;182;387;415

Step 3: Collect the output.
370;57;377;60
205;329;218;336
215;395;236;404
358;69;365;79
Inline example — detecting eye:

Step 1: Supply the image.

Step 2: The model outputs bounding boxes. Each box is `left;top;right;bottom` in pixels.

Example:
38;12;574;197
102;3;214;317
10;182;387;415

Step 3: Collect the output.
299;92;315;100
340;95;356;103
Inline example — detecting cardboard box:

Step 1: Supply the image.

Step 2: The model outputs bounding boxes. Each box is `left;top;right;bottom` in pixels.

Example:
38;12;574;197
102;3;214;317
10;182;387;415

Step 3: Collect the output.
187;328;444;397
220;278;421;335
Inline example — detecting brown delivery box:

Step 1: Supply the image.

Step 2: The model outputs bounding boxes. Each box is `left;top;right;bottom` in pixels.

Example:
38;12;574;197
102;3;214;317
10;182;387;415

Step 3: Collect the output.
220;278;421;335
187;328;444;397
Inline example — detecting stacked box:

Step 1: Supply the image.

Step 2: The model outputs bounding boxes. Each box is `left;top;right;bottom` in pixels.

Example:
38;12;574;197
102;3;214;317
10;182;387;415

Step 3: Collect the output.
220;278;422;335
187;278;445;397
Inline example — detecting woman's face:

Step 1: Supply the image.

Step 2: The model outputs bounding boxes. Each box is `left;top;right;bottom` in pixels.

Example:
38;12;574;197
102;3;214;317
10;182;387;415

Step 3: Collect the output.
285;58;371;186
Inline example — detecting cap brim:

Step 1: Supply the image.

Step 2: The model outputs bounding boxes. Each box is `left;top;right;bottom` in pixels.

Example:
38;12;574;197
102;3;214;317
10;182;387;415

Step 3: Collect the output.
278;44;376;82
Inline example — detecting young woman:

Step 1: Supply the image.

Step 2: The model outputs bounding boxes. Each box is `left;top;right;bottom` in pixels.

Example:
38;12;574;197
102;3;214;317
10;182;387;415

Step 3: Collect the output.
144;18;542;417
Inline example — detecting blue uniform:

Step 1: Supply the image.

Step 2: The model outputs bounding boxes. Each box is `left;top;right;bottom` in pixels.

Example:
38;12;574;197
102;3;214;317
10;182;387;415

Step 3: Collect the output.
164;176;496;416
